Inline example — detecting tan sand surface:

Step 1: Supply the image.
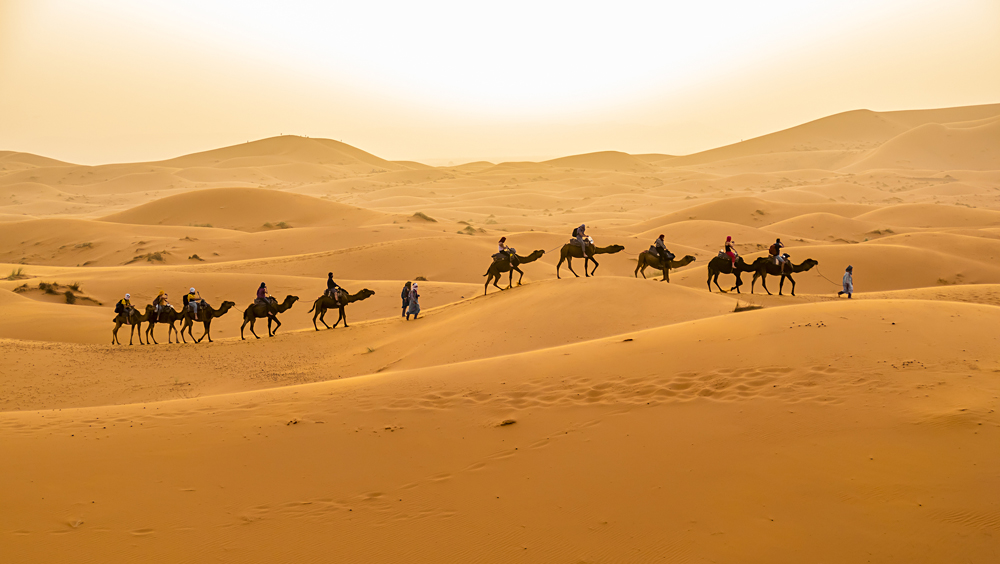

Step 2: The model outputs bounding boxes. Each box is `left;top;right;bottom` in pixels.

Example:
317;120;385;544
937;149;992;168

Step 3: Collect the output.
2;103;1000;563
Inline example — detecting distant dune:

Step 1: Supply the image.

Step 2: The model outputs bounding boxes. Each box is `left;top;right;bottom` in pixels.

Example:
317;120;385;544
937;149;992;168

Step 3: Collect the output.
100;186;387;231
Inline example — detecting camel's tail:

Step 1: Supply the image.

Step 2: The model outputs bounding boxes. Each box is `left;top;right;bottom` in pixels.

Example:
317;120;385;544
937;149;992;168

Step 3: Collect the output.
307;303;316;313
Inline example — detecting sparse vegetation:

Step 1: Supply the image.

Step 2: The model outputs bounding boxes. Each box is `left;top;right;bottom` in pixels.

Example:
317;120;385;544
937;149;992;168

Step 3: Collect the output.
415;276;427;281
188;254;205;261
190;223;213;228
458;225;486;235
74;242;93;249
39;282;58;295
64;290;76;304
127;251;169;264
6;267;27;280
262;221;292;229
412;212;437;222
733;301;764;313
68;282;81;292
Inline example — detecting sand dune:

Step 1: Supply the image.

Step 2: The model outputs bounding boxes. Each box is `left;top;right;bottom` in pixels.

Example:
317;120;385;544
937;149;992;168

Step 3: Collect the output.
847;119;1000;171
101;187;388;232
3;103;1000;563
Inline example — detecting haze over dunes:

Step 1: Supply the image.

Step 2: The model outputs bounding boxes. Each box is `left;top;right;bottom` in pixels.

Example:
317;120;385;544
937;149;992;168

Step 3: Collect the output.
2;103;1000;563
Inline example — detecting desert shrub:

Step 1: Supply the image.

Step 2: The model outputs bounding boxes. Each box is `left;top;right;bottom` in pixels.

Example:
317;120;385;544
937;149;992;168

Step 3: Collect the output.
415;276;427;281
190;223;213;228
189;254;205;261
6;267;26;280
68;282;81;291
262;222;273;229
276;221;291;229
75;242;93;249
412;212;436;222
64;291;76;304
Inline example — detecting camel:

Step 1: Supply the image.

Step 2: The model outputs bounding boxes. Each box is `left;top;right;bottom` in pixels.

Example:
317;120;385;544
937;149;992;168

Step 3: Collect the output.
179;301;235;343
145;305;185;344
751;258;819;296
483;249;545;294
111;305;151;345
556;243;625;279
706;255;765;293
241;295;298;340
634;252;697;282
308;288;376;330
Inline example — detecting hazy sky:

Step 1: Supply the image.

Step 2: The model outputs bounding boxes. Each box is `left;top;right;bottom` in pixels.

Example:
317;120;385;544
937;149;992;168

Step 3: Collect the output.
1;0;997;165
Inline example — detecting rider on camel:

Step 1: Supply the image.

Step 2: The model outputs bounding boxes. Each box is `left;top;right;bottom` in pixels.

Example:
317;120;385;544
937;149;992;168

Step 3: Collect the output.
326;272;341;300
724;236;738;269
653;234;674;264
255;283;270;307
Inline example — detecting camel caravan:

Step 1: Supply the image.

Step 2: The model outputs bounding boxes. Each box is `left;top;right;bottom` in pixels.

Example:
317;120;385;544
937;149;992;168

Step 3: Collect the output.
112;228;824;345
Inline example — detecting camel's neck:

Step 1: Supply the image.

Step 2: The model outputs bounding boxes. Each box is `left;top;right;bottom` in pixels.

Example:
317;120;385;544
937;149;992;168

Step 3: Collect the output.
516;252;543;264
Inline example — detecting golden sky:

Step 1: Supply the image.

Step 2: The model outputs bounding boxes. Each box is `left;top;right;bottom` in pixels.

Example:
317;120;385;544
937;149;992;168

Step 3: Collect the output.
1;0;998;165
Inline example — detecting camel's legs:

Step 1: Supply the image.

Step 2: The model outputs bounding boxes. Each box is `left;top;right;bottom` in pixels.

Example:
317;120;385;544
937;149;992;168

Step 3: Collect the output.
269;315;281;336
556;256;566;279
732;272;743;293
588;256;600;276
784;274;796;296
197;320;212;343
332;306;348;328
515;267;524;286
146;323;157;345
759;273;772;295
707;269;714;291
242;317;259;340
564;256;579;278
661;268;669;282
712;272;728;293
319;308;331;330
492;273;503;292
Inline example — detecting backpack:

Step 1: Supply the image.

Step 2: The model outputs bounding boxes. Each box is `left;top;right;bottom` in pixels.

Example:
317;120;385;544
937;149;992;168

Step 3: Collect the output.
183;294;190;306
115;301;125;314
572;227;579;238
768;244;778;256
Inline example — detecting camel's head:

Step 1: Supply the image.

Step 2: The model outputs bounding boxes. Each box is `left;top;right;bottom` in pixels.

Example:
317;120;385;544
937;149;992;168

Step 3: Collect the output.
357;288;376;300
605;244;625;254
801;258;819;270
528;249;545;259
679;255;697;265
220;300;236;310
284;295;300;305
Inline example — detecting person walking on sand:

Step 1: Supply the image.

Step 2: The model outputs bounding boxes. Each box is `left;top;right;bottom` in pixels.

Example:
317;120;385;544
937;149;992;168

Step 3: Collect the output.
400;281;412;317
838;265;853;298
406;283;420;320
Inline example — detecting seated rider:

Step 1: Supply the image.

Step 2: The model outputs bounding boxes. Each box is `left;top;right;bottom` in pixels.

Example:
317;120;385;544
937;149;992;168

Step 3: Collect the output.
575;224;591;257
255;282;270;307
769;238;786;266
497;237;511;262
184;287;201;320
152;290;169;321
724;236;737;268
653;234;674;263
325;272;341;300
115;293;133;316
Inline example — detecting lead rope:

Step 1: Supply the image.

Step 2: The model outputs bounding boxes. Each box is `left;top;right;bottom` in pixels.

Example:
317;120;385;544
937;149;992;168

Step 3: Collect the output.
814;265;843;287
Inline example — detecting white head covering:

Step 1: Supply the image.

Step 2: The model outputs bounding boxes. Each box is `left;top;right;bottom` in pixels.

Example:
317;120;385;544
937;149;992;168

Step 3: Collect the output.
190;287;196;293
125;293;130;299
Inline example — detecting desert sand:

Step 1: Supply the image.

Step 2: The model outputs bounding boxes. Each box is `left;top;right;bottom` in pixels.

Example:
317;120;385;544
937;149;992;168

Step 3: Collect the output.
2;103;1000;562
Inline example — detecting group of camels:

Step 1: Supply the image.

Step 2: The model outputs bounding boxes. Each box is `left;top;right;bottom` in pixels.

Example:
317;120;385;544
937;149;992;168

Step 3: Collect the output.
111;288;377;345
484;240;817;296
111;239;817;345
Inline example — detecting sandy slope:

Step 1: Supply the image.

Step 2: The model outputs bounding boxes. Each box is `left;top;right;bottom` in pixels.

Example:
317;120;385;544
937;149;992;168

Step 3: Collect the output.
2;103;1000;563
